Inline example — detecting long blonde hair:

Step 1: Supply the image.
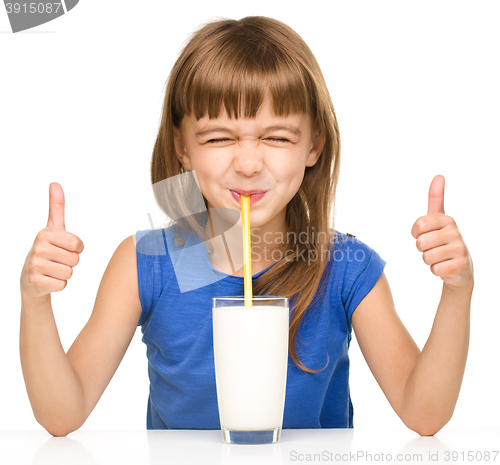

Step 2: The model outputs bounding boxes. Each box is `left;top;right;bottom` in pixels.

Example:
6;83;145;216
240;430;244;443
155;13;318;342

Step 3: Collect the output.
151;16;341;372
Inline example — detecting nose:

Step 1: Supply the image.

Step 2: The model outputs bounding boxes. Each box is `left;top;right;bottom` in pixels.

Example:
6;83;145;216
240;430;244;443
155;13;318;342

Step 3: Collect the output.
232;143;264;176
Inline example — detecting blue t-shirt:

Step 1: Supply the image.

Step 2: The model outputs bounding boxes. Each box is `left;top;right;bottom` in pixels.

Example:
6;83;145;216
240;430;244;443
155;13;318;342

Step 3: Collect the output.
136;215;386;430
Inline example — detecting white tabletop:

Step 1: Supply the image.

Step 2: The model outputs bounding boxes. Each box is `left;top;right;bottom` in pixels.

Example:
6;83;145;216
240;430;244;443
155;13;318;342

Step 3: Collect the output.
1;427;498;464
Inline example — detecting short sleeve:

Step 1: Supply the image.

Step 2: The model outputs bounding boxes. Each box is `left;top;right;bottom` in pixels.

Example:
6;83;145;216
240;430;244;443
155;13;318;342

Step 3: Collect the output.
340;236;386;328
136;229;168;329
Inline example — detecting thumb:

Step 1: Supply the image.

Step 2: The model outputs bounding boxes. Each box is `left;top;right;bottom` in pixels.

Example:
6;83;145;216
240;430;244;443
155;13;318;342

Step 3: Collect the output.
427;175;445;215
47;182;66;230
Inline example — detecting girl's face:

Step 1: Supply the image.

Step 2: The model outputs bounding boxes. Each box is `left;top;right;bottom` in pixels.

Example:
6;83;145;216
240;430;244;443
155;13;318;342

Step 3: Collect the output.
173;97;325;235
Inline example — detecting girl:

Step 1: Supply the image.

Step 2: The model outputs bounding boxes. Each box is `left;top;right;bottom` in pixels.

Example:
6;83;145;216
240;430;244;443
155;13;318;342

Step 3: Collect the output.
19;16;474;437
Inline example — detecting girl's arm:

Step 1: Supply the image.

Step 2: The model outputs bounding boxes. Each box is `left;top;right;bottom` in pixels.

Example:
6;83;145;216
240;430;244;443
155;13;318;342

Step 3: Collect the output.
20;235;142;436
402;279;472;433
351;175;473;436
351;273;472;436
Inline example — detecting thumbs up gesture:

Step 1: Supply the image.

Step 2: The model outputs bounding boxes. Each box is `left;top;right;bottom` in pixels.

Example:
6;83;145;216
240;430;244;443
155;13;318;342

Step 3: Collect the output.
20;183;85;299
411;175;473;289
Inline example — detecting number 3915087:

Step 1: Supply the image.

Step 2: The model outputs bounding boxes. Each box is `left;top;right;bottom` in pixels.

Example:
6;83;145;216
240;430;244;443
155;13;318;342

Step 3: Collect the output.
5;3;63;14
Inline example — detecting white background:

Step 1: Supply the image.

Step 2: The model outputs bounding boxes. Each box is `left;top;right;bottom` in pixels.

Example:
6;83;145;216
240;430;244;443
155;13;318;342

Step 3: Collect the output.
1;0;498;433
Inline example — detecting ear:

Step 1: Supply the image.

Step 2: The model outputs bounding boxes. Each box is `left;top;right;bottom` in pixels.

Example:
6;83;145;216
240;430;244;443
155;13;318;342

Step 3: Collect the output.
173;125;192;171
305;132;326;167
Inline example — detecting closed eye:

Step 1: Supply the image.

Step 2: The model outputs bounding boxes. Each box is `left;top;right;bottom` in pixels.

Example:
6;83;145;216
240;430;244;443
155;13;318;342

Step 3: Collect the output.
267;138;289;143
207;138;290;143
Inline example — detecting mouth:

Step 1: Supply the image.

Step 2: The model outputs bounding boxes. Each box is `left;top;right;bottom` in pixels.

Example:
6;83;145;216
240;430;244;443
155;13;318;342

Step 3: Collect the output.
230;190;267;206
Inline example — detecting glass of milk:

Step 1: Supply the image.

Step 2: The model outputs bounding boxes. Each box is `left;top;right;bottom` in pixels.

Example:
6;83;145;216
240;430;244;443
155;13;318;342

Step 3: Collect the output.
213;296;289;445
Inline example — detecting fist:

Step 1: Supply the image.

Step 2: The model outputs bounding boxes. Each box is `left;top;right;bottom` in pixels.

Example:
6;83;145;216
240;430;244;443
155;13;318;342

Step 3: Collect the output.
411;175;473;289
20;183;85;298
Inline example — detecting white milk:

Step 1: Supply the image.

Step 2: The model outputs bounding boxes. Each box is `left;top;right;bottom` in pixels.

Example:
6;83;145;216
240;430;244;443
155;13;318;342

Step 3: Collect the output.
213;305;289;431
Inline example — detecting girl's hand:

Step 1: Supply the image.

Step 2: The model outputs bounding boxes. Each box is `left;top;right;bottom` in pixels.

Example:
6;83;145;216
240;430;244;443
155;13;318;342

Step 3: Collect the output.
20;183;85;299
411;175;473;290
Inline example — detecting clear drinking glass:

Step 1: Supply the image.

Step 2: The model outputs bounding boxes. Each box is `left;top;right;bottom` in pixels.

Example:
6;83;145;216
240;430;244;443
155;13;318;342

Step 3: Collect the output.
212;296;289;445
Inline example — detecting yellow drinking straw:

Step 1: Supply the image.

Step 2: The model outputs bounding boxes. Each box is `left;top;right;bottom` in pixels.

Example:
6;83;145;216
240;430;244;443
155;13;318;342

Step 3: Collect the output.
241;195;252;308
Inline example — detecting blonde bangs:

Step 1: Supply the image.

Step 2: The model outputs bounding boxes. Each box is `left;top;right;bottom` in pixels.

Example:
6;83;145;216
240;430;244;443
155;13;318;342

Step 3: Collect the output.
172;25;317;125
